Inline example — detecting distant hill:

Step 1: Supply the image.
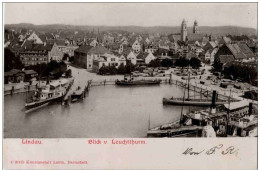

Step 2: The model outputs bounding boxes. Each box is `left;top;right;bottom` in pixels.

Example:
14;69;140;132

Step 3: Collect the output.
5;23;257;36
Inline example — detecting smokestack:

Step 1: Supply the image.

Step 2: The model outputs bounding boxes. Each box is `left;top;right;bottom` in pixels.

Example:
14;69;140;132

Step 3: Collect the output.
249;103;253;116
211;90;217;114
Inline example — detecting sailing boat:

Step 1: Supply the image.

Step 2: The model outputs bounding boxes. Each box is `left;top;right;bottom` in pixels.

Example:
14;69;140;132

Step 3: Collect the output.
163;60;231;106
147;84;204;137
147;90;227;138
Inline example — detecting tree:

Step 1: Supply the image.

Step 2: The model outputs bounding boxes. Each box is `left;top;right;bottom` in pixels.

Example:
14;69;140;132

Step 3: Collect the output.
213;58;223;71
98;66;109;75
161;58;173;67
4;48;24;72
223;64;257;84
149;58;161;68
26;63;48;78
125;62;135;74
62;53;69;61
65;69;72;77
117;63;126;75
175;57;189;68
69;56;74;62
190;57;201;69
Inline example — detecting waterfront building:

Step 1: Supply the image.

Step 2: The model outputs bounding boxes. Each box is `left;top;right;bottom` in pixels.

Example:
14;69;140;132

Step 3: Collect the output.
74;45;112;70
136;52;156;65
4;69;25;84
215;43;256;65
19;43;63;66
92;53;125;73
124;50;137;65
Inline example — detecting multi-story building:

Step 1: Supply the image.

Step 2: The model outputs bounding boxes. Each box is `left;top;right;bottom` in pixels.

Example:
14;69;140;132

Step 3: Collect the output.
74;45;113;70
92;53;126;73
19;43;63;66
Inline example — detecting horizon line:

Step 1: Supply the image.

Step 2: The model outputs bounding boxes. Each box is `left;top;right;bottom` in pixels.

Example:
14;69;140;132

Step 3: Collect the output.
5;23;257;30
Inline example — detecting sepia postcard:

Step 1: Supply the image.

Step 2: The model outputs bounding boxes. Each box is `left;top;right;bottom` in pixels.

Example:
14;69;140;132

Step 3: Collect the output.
2;2;258;170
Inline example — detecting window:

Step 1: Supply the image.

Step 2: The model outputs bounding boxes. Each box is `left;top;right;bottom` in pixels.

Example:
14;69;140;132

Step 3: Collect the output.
111;58;115;61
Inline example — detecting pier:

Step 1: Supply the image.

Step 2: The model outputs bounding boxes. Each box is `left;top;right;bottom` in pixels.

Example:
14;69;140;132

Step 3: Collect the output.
80;74;238;102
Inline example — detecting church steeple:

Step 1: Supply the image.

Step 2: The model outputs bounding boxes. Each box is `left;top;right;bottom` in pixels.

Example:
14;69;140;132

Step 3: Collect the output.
193;20;199;34
181;19;187;41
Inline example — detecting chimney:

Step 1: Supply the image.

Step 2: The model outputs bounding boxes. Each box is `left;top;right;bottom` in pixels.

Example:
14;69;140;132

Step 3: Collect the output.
248;103;253;116
211;90;217;114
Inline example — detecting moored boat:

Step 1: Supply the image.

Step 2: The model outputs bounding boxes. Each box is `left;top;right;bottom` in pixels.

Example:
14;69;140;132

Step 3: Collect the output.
71;86;84;102
115;74;161;86
25;80;67;113
162;97;230;106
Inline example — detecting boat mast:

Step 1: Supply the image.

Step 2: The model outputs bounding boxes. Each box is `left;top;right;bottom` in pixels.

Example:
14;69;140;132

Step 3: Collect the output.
226;89;232;137
187;57;191;100
180;78;187;126
148;113;150;130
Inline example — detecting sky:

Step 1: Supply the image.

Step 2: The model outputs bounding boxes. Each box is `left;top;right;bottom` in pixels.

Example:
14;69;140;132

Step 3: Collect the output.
4;3;258;29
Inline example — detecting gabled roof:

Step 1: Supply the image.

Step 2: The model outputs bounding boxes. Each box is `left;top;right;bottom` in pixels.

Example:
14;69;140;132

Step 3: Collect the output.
226;43;255;60
122;47;133;56
218;55;235;64
46;39;66;46
74;45;92;54
4;69;24;76
20;43;54;52
136;52;150;59
209;41;217;48
88;45;112;55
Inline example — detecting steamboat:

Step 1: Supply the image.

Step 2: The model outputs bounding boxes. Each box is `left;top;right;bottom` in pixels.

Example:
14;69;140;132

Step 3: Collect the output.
25;80;69;113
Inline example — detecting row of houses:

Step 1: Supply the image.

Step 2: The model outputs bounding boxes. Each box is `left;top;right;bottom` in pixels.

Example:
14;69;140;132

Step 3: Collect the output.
74;45;157;73
5;22;257;73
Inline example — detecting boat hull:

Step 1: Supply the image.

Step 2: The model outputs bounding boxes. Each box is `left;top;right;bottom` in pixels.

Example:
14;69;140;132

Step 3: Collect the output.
163;98;227;106
147;125;203;137
25;95;63;113
115;80;161;86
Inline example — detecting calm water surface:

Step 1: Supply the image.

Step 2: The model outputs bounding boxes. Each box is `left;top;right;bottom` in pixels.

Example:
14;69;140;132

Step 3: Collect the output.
4;84;203;138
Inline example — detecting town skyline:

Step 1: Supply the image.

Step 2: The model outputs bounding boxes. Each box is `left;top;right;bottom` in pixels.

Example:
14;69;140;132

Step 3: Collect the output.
4;3;257;29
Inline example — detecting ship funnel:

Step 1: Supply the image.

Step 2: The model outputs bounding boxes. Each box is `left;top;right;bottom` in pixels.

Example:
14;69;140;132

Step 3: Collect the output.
211;90;217;114
249;103;253;116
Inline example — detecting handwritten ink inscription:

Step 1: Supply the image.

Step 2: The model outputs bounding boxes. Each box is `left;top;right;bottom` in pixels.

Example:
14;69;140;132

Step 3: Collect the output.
183;144;239;156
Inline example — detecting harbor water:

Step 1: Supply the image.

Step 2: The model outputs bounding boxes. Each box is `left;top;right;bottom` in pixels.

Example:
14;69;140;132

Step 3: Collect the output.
4;84;203;138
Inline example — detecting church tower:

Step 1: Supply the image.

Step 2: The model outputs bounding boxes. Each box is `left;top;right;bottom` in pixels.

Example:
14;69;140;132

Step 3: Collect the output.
181;19;188;41
193;20;198;34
